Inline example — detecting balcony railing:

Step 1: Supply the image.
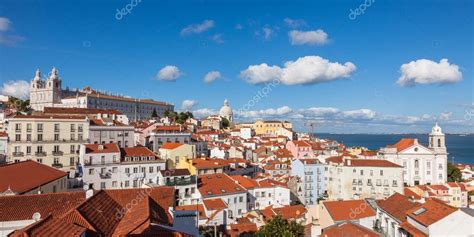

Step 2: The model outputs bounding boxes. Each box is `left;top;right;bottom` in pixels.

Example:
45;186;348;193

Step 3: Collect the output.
100;172;112;179
165;176;196;186
35;152;47;157
52;163;63;168
52;151;64;156
12;152;24;157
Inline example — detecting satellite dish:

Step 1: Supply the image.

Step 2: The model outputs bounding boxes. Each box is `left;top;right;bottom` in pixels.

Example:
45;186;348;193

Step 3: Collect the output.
32;212;41;221
85;189;94;199
83;184;89;191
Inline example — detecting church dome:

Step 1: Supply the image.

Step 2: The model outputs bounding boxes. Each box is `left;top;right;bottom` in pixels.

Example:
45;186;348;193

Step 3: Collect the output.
219;99;233;120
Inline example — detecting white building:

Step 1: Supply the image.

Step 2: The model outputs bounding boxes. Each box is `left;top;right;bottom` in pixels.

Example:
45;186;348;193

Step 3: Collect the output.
29;68;174;120
7;114;90;174
155;169;200;206
379;123;448;186
80;144;166;190
326;156;404;200
198;173;247;223
230;175;290;210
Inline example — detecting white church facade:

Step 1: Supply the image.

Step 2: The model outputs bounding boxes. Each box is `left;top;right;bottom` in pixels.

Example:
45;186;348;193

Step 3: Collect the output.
379;123;448;186
29;68;174;121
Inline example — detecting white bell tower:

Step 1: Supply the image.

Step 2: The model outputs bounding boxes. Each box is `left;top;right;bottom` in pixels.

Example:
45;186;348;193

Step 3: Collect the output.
429;122;446;154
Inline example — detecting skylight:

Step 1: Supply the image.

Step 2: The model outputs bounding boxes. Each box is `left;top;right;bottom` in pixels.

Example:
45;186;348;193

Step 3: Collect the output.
413;208;427;216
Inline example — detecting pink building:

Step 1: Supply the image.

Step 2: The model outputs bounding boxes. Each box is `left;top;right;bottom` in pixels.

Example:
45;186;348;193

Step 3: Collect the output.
286;140;313;159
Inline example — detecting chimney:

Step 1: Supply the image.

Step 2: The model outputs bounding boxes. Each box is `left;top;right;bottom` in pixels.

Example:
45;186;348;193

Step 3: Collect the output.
347;159;351;166
98;144;104;150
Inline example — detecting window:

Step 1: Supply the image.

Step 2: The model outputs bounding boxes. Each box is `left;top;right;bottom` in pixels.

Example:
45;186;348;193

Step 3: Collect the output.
54;134;60;141
125;181;130;187
70;145;75;153
78;134;83;141
125;168;130;173
133;167;138;173
380;170;384;176
427;161;431;168
78;124;83;132
27;123;32;132
239;196;243;202
149;167;154;173
37;158;42;163
26;146;31;154
70;124;75;132
112;167;118;173
37;134;43;141
89;169;94;175
360;170;363;175
54;124;60;132
15;123;21;131
15;134;21;141
101;156;105;165
112;181;117;187
438;164;443;170
27;134;31;141
70;134;75;141
53;145;60;152
37;124;43;132
101;182;106;189
70;157;75;166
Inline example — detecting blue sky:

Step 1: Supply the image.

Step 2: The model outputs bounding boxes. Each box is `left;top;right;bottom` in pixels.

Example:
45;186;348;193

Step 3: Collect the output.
0;0;473;133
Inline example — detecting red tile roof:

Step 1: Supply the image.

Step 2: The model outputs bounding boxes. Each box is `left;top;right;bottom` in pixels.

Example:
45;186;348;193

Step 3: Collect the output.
13;114;87;120
121;146;156;157
0;161;67;194
0;192;86;221
323;200;376;221
390;138;416;152
399;221;428;237
376;192;421;222
198;173;246;197
229;223;258;237
43;107;123;115
346;159;402;168
84;143;120;154
160;142;184;150
176;204;207;219
322;221;379;237
203;198;228;210
405;198;457;227
273;205;307;220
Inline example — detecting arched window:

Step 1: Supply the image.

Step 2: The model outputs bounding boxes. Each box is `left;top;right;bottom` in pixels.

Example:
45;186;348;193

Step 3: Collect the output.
438;139;441;147
415;160;419;168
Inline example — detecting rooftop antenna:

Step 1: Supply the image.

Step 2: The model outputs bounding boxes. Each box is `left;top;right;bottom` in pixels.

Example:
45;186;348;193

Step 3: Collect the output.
305;121;316;139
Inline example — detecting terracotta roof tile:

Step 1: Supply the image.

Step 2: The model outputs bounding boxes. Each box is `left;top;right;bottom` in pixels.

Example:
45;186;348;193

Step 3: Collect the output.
323;200;376;221
84;143;120;154
0;160;67;194
203;198;228;210
376;192;421;222
198;173;246;197
322;221;379;237
160;142;184;150
405;198;457;227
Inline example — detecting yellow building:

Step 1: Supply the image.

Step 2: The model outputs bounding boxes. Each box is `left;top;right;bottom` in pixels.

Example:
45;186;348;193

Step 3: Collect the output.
253;120;292;136
158;143;195;169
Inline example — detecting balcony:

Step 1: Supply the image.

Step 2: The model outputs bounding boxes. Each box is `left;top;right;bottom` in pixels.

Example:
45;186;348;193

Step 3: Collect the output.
52;163;63;168
52;151;64;156
166;176;196;186
12;152;24;157
100;172;112;179
35;152;47;157
304;171;313;175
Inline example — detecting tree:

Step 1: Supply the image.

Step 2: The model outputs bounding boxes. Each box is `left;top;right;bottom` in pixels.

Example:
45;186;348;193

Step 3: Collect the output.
447;162;462;182
9;97;30;114
255;216;304;237
176;111;194;124
151;109;158;118
221;117;230;129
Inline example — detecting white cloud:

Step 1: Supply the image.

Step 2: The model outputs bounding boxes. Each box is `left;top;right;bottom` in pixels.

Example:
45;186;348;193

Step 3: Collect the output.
397;59;462;86
289;29;329;46
181;100;198;111
283;18;307;28
240;56;356;85
262;27;274;40
203;71;222;83
1;80;30;99
0;17;11;31
300;107;340;117
0;17;24;46
180;20;215;36
156;65;182;81
237;106;293;118
342;109;376;120
439;112;452;121
192;108;217;118
210;34;224;43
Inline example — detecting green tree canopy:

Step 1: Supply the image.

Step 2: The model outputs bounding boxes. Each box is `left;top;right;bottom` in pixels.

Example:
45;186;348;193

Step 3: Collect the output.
255;216;304;237
447;162;462;182
221;117;230;128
